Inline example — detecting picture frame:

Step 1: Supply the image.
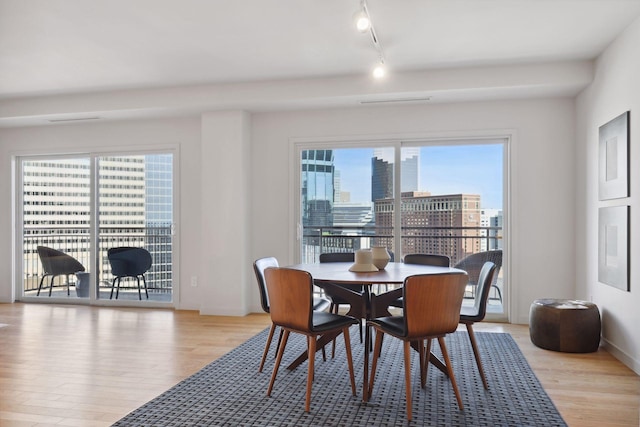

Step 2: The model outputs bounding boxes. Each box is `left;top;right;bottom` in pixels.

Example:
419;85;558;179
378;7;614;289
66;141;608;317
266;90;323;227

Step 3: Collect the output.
598;205;630;291
599;111;630;200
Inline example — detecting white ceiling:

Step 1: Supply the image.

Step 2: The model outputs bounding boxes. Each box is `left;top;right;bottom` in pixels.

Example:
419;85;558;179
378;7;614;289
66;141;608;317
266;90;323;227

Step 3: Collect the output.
1;0;640;125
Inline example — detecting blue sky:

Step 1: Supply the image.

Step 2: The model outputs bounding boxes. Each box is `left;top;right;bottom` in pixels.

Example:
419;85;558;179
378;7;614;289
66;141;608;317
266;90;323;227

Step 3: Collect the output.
333;144;503;208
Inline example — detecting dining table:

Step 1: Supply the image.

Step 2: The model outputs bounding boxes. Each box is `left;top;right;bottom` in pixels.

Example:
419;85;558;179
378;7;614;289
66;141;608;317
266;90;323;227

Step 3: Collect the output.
287;261;466;402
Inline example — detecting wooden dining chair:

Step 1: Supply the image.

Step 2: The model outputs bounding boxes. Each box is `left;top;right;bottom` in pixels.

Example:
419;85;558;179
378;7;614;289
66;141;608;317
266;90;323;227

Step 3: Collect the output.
264;267;358;413
367;272;468;421
253;257;330;372
460;261;497;389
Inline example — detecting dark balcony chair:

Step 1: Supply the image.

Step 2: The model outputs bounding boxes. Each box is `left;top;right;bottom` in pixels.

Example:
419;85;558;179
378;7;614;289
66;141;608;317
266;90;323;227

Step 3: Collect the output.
454;249;503;301
264;267;358;413
387;253;451;309
460;261;497;389
107;247;152;300
253;257;330;372
36;246;85;296
367;272;468;420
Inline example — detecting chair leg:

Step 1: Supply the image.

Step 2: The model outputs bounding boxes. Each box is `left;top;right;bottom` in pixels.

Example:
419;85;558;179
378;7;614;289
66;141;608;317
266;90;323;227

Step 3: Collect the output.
110;278;117;299
115;278;121;299
142;275;149;299
259;323;277;372
137;277;142;300
491;284;502;303
305;335;316;412
331;303;340;358
368;329;384;398
342;327;356;396
37;275;46;296
418;339;426;388
275;328;284;357
49;276;55;296
466;323;488;389
403;340;413;421
438;336;464;411
66;274;71;296
422;338;433;387
267;330;290;397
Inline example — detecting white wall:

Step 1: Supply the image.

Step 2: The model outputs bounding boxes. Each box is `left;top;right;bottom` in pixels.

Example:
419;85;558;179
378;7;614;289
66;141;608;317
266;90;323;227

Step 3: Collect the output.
576;16;640;374
199;111;252;315
0;97;576;325
250;98;577;324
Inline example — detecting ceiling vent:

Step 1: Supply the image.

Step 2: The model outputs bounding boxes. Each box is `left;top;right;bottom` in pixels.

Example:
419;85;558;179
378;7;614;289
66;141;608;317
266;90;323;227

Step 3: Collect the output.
48;116;101;123
359;97;432;105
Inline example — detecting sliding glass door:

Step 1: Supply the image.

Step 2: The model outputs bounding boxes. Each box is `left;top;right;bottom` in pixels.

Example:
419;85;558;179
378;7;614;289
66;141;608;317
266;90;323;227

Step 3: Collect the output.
18;152;174;306
296;138;507;318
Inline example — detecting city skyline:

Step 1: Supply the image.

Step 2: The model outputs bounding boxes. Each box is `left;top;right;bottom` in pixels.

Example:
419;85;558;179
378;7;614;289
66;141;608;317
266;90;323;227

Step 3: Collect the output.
333;143;503;208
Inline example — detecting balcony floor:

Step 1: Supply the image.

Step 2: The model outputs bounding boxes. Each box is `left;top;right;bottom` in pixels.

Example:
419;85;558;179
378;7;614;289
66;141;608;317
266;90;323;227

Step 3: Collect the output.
23;287;172;302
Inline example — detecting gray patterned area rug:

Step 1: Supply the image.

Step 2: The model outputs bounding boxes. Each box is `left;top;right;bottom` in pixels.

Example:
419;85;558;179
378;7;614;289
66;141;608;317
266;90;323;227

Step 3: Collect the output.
113;328;566;426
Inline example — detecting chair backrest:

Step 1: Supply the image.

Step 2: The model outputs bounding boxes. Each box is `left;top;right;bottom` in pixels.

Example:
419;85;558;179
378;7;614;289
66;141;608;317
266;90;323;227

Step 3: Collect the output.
107;247;152;276
37;246;85;275
466;261;498;321
319;252;354;263
402;272;468;339
453;250;502;286
403;253;450;267
253;257;279;313
264;267;313;331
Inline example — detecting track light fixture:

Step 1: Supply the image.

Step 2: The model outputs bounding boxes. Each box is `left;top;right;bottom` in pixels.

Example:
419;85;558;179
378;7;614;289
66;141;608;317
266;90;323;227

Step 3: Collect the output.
372;59;386;79
353;2;371;33
354;0;387;79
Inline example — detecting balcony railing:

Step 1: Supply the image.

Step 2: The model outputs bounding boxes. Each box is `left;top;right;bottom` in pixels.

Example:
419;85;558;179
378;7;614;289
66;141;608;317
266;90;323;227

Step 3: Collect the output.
23;226;172;294
302;225;502;265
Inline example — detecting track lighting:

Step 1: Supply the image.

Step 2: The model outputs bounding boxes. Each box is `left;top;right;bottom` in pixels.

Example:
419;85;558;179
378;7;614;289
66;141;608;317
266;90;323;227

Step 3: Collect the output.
353;8;371;33
372;60;386;79
354;0;388;80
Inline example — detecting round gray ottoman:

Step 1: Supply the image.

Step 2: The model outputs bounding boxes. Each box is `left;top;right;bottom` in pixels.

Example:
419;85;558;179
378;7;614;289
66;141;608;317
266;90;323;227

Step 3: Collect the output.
529;299;601;353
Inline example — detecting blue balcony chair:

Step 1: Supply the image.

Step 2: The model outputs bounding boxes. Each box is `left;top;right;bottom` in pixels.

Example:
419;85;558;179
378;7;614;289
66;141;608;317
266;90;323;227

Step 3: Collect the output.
36;246;85;296
107;247;152;300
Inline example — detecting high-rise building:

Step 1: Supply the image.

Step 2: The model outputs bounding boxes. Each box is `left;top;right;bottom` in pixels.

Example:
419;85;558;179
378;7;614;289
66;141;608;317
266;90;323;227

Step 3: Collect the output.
301;149;335;227
144;154;173;291
374;191;482;264
480;209;502;251
371;148;419;202
21;155;173;294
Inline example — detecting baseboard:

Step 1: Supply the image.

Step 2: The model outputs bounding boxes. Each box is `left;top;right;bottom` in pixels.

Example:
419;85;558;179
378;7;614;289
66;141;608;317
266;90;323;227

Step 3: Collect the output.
602;337;640;375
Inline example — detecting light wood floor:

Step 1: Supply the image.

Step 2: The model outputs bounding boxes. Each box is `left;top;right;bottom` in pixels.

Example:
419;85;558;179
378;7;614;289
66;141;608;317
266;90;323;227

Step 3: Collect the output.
0;303;638;426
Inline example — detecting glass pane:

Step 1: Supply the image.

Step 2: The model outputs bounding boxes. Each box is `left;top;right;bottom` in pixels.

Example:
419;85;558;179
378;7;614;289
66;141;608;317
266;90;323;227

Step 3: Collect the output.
300;147;395;262
97;154;173;302
22;158;91;298
400;142;504;313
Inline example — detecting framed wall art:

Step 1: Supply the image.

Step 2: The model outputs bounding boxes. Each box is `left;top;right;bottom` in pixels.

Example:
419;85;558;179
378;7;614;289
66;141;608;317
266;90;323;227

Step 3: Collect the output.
598;205;630;291
599;111;630;200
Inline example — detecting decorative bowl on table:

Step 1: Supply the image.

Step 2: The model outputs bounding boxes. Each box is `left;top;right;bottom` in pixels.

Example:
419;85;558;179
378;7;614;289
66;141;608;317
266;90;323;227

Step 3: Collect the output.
371;246;390;270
